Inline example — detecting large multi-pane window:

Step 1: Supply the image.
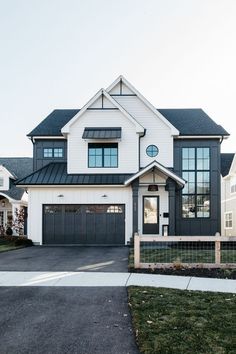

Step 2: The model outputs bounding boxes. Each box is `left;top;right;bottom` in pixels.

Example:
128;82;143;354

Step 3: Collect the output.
88;143;118;168
182;147;210;218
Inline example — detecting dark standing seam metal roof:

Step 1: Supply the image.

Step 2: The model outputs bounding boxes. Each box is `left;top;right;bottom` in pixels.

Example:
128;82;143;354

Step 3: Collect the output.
158;109;229;136
82;127;122;139
0;158;33;200
221;153;235;177
27;108;229;137
16;163;132;185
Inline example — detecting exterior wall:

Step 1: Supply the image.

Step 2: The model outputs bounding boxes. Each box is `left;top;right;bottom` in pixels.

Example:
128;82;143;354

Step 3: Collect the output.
67;110;139;174
0;167;10;190
113;96;173;167
221;176;236;236
33;139;67;170
174;139;221;235
27;186;132;245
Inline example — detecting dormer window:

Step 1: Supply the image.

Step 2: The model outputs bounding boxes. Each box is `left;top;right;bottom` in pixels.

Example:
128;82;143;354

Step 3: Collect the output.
43;148;64;158
88;143;118;168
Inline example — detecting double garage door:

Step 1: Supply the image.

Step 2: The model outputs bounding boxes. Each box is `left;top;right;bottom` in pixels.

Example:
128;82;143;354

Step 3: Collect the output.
43;204;125;245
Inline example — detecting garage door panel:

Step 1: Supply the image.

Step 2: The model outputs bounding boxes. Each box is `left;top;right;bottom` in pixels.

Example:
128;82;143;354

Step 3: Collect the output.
43;204;125;245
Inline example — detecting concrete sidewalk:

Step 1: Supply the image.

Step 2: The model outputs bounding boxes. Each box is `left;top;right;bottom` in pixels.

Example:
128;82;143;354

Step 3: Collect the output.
0;271;235;293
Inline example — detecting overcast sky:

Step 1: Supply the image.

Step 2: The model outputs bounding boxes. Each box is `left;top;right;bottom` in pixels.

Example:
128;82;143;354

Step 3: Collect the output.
0;0;235;157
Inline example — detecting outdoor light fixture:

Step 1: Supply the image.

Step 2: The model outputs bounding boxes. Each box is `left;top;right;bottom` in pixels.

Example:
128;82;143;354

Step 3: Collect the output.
148;168;158;192
1;200;5;207
101;194;108;198
57;194;64;198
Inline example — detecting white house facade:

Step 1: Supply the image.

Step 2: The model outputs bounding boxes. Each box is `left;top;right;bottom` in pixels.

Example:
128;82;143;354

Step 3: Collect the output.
17;76;229;245
221;153;236;236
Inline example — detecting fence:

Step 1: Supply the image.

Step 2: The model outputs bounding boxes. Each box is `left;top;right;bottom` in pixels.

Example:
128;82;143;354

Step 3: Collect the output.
134;234;236;269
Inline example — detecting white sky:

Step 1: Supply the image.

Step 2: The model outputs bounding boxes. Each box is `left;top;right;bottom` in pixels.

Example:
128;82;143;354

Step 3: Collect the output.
0;0;235;157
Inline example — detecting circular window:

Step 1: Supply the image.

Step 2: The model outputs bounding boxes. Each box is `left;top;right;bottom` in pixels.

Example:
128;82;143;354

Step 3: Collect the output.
146;145;159;157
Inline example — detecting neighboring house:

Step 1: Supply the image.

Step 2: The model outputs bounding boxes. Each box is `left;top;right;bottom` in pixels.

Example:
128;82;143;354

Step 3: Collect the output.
0;158;33;234
16;76;229;245
221;153;236;236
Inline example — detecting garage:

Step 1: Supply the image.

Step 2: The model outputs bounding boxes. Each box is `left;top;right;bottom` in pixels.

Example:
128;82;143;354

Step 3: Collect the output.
43;204;125;245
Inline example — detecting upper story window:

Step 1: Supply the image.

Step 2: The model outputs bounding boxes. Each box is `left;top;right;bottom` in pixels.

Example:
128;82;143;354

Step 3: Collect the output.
88;143;118;168
43;148;63;158
230;176;236;194
0;177;3;187
182;147;210;218
146;145;159;157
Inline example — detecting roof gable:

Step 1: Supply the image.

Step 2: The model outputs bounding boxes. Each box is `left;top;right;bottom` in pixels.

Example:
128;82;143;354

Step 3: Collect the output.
107;75;179;136
61;89;144;135
221;153;235;177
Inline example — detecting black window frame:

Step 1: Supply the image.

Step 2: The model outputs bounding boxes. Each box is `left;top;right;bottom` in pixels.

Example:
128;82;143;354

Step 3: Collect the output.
181;147;211;219
88;143;118;168
146;145;159;157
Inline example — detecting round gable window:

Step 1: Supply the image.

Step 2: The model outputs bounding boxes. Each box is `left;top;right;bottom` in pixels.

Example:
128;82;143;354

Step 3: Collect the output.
146;145;159;157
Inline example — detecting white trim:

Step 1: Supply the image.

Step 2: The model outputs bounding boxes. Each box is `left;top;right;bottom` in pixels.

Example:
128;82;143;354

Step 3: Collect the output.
221;195;236;203
124;161;185;186
176;135;226;139
0;165;16;180
61;88;144;135
224;211;233;230
0;192;21;204
107;75;179;136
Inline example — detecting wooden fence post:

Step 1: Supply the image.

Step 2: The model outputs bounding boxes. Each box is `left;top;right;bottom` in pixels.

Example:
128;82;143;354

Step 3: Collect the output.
134;233;140;268
215;239;221;265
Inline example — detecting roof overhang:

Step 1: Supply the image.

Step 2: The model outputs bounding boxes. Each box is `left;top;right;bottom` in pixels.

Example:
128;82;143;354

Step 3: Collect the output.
124;161;186;187
82;127;121;139
0;165;16;180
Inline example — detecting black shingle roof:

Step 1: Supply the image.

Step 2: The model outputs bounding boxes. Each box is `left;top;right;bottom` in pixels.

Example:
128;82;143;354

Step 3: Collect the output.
221;153;235;177
158;109;229;136
27;108;229;137
0;157;33;200
27;109;80;137
82;127;122;139
16;163;132;185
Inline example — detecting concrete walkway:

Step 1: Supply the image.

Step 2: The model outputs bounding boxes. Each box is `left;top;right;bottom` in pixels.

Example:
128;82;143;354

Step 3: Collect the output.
0;271;235;293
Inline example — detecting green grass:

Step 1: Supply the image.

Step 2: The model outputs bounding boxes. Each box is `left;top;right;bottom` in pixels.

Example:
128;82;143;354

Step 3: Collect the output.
128;287;236;354
0;238;23;252
129;247;236;268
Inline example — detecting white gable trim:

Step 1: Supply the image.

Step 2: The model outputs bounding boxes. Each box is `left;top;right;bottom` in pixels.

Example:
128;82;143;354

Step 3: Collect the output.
0;165;16;180
61;89;144;135
107;75;179;136
229;153;236;176
124;160;185;187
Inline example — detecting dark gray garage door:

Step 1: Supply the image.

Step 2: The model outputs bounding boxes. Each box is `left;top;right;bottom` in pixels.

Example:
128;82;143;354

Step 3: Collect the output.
43;204;125;245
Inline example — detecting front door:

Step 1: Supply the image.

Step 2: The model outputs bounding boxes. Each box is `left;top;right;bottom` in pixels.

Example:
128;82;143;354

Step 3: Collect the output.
143;196;159;234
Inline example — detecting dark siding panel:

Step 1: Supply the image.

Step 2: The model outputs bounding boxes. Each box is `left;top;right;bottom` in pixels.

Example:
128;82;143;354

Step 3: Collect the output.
33;139;67;170
174;139;221;236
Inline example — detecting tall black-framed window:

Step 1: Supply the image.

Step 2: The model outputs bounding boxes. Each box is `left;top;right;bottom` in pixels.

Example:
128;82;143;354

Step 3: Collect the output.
88;143;118;168
182;147;210;218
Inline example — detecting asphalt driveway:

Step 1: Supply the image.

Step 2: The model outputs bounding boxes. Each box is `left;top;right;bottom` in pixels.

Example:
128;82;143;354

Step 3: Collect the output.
0;286;139;354
0;246;129;272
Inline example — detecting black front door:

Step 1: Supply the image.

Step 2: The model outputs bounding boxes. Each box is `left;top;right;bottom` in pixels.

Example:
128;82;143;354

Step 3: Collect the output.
143;196;159;234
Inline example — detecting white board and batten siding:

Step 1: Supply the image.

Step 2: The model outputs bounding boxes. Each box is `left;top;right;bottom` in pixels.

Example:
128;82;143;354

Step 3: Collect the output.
113;95;174;167
67;109;139;174
27;187;132;245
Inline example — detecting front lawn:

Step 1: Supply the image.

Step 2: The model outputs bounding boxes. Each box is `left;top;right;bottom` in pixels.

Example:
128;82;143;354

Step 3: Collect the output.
0;236;33;252
128;286;236;354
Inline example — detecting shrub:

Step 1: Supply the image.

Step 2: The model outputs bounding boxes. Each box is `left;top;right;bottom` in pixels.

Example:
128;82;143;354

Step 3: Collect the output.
0;235;33;247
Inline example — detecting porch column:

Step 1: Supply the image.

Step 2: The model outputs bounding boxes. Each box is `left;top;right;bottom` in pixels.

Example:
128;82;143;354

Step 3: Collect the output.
166;178;176;235
131;178;139;234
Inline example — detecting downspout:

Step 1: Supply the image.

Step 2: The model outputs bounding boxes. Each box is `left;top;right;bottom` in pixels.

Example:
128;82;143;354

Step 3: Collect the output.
139;129;146;169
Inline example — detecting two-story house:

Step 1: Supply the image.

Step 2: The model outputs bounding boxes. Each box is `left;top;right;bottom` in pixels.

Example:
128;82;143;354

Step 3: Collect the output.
221;153;236;236
0;158;32;234
17;76;229;245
